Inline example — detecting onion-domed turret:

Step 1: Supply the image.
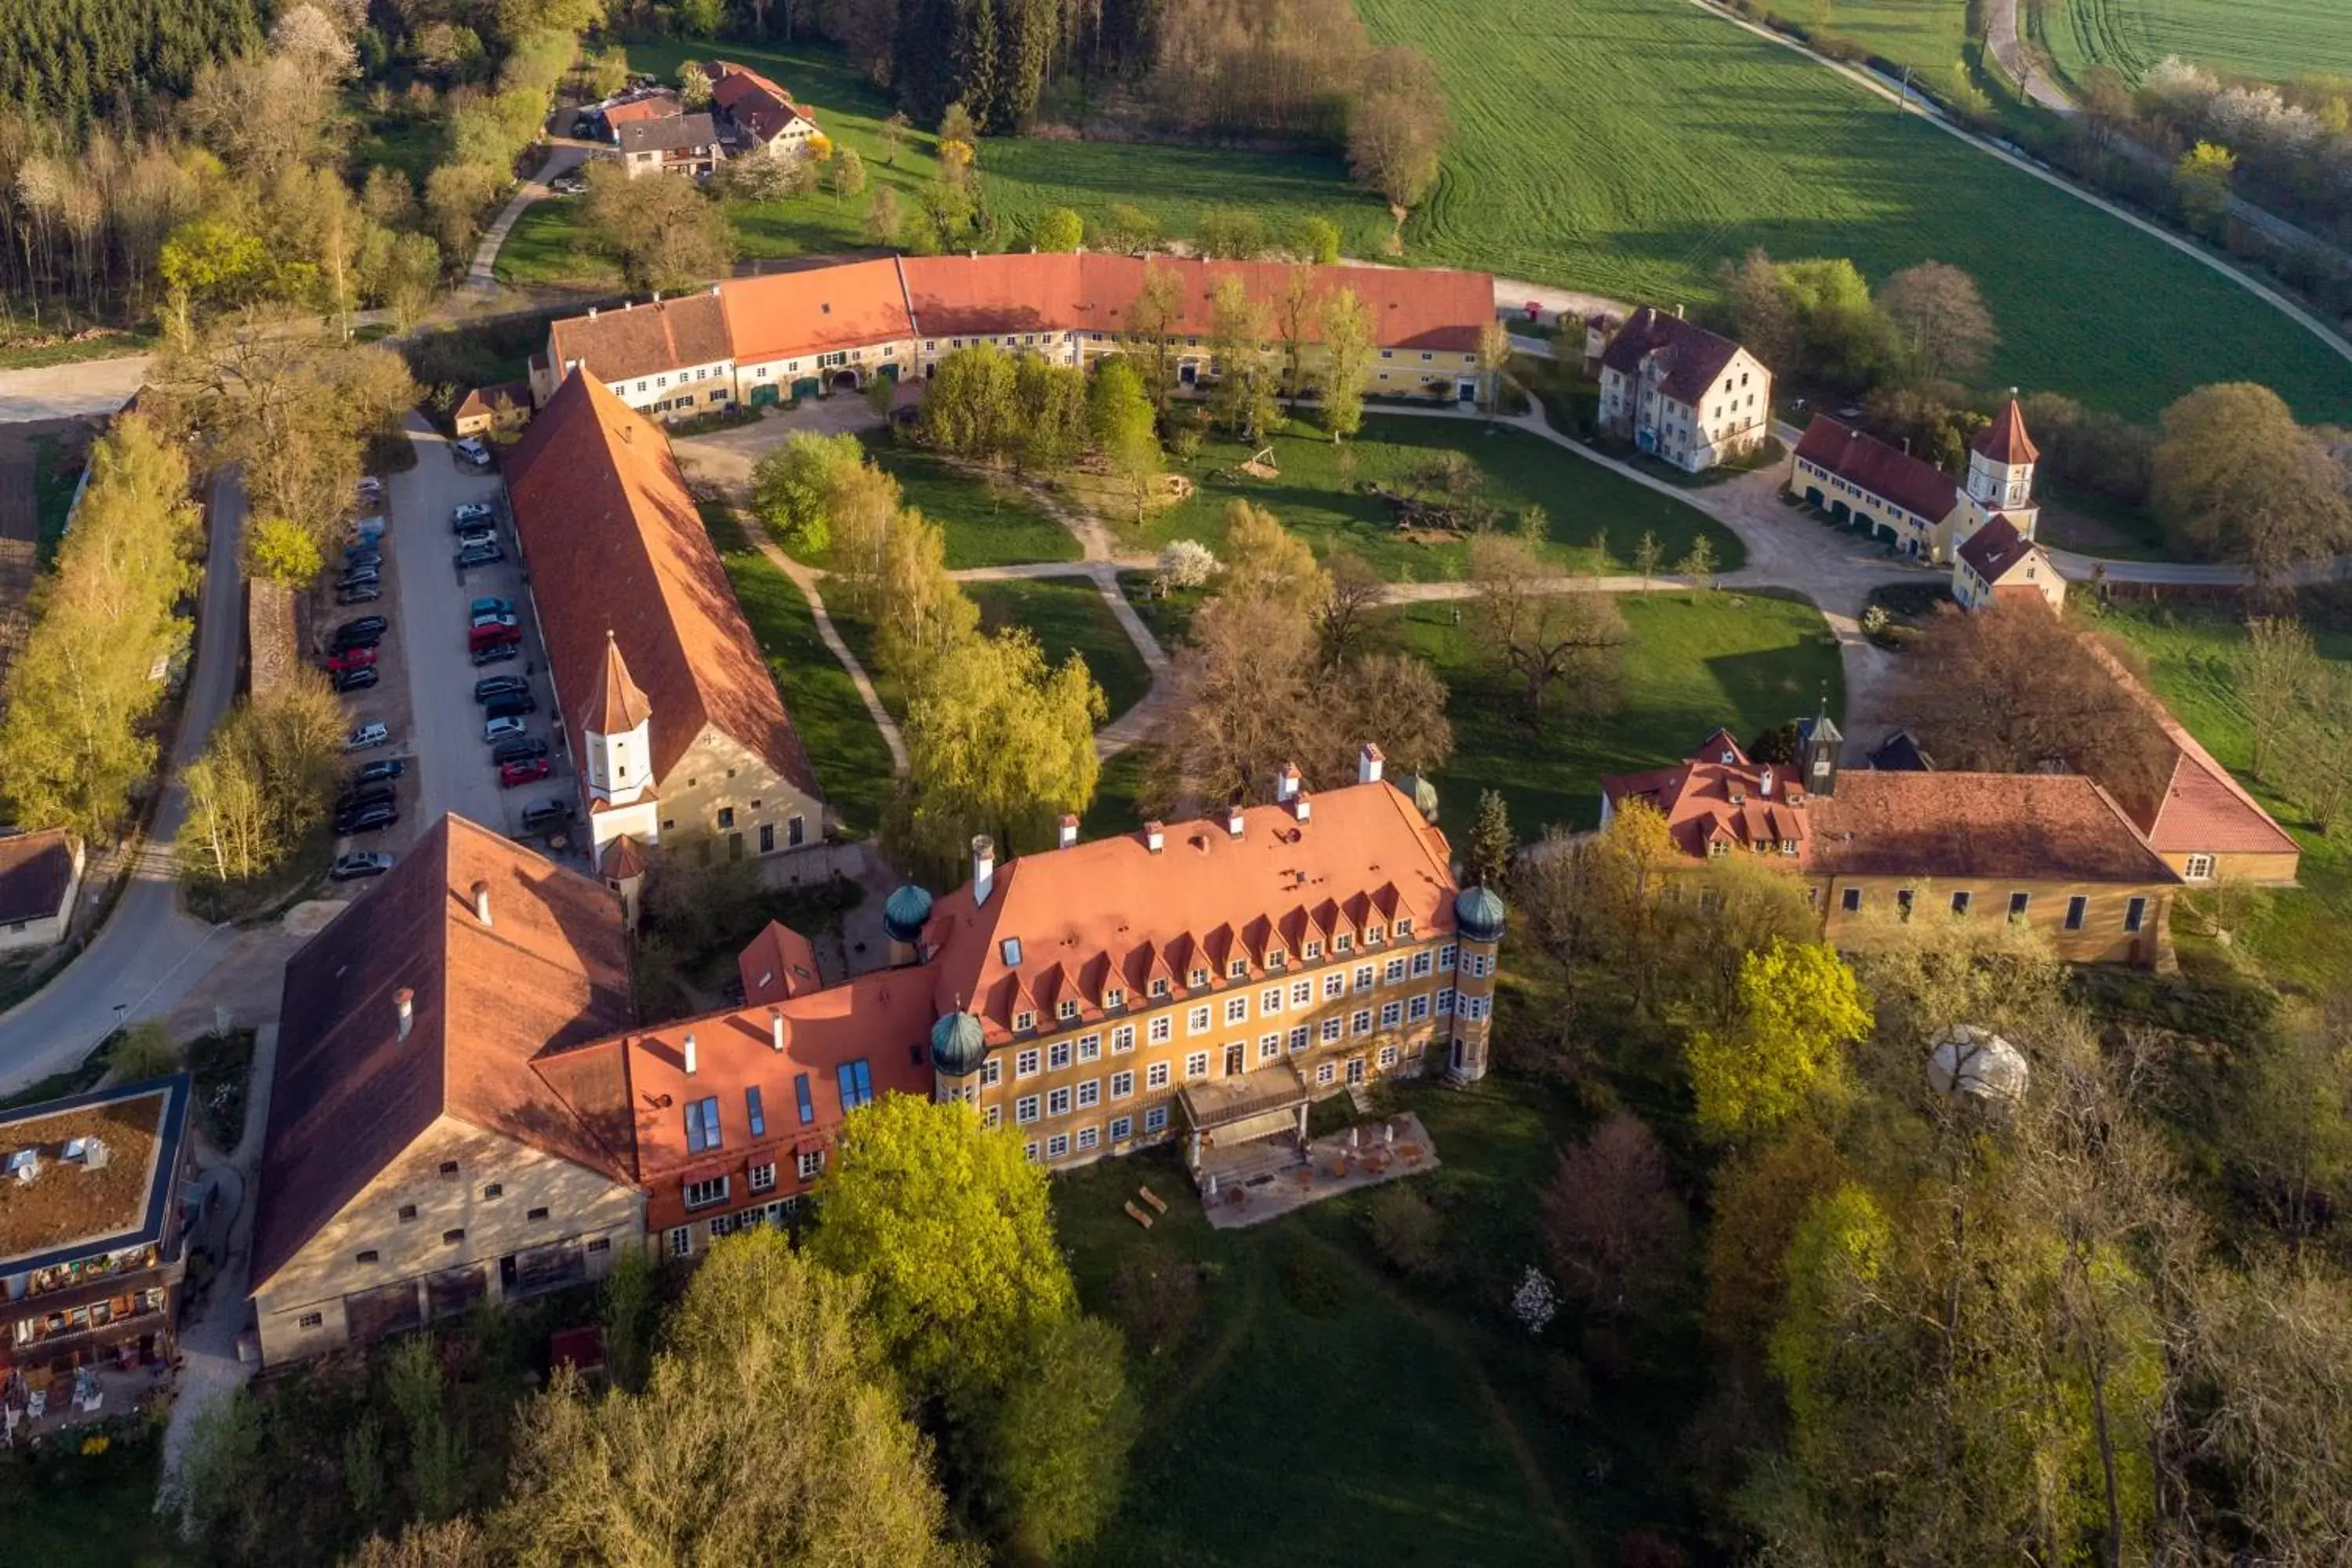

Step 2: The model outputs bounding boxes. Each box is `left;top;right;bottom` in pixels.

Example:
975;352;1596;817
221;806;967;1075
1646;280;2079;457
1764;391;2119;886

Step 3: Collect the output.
930;1010;987;1076
1454;884;1508;944
884;883;935;945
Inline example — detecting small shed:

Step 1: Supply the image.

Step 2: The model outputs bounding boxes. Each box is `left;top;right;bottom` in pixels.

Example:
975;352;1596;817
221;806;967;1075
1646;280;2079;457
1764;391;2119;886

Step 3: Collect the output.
454;381;535;438
0;829;83;953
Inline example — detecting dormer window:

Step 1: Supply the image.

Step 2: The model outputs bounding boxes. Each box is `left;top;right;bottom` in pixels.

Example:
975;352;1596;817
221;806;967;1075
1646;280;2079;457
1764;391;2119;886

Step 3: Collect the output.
1014;1011;1036;1032
1266;949;1286;969
1394;919;1412;938
1780;838;1797;855
1227;959;1247;979
1366;924;1384;944
1708;839;1729;858
1105;987;1126;1008
1334;934;1352;953
1057;999;1079;1021
1720;750;1735;764
1303;941;1322;960
1189;967;1208;988
1149;977;1171;997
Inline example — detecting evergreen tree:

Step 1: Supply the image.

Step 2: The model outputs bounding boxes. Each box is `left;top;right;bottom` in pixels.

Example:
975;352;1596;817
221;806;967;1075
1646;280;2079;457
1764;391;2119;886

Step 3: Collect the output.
1468;789;1512;890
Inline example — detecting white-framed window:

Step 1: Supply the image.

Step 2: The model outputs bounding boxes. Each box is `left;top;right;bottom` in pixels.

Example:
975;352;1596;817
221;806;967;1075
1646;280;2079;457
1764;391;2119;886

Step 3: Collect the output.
1323;974;1345;1000
669;1226;691;1258
1303;940;1323;960
1016;1094;1040;1125
1259;1033;1283;1062
1437;986;1456;1014
1144;1106;1170;1134
1288;1025;1311;1053
1046;1132;1070;1159
1076;1124;1099;1152
983;1105;1001;1130
1383;957;1407;985
1149;976;1171;997
1378;1044;1399;1067
749;1162;776;1193
1380;1000;1403;1028
1267;949;1287;970
1354;964;1375;992
1149;1015;1171;1044
1261;987;1283;1014
684;1176;728;1210
1049;1040;1073;1071
1438;943;1457;971
1109;1115;1133;1142
1047;1086;1072;1117
1322;1015;1344;1042
1111;1069;1134;1099
981;1058;1001;1087
1016;1048;1041;1079
1466;952;1494;978
1335;933;1353;953
1316;1062;1336;1085
1367;923;1385;944
1112;1024;1135;1052
1077;1078;1101;1109
1410;949;1434;978
1014;1011;1036;1032
1147;1062;1171;1090
797;1149;825;1181
2184;853;2214;881
1185;1050;1210;1080
1224;996;1249;1025
1025;1141;1040;1163
1352;1008;1372;1035
1290;979;1312;1007
1189;1005;1212;1034
1105;987;1126;1008
1396;917;1414;938
1058;998;1080;1021
1077;1033;1102;1062
1189;967;1210;988
1408;993;1430;1022
1227;958;1249;980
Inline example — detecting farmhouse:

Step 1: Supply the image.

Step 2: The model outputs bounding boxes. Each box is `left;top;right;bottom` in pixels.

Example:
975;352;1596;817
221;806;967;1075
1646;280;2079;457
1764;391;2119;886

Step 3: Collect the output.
257;757;1503;1346
0;828;82;954
595;89;681;142
1594;307;1774;473
0;1074;194;1425
503;373;828;891
452;380;533;439
1602;721;2182;967
616;112;720;181
527;255;1499;419
1954;517;2063;612
708;60;821;158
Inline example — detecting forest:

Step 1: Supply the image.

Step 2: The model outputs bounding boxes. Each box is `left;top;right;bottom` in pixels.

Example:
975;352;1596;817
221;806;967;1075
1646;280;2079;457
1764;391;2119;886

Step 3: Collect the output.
0;0;266;136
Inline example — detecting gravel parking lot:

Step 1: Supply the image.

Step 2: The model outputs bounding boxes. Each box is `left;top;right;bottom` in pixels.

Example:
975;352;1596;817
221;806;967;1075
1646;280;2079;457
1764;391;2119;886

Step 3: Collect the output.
380;412;579;860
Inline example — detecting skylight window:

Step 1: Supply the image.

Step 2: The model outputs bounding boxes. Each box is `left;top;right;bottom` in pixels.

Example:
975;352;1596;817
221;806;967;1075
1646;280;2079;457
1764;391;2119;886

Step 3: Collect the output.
794;1073;815;1126
1002;937;1023;966
837;1059;875;1112
746;1086;766;1138
684;1095;722;1154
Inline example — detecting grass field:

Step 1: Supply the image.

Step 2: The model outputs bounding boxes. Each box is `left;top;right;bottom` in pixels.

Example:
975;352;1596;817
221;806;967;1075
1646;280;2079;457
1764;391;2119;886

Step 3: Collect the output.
967;578;1154;719
2042;0;2352;84
1390;589;1844;842
1110;414;1744;583
1356;0;2352;425
492;198;620;289
871;443;1081;569
1795;0;1976;80
2085;597;2352;994
703;502;897;833
0;1437;175;1568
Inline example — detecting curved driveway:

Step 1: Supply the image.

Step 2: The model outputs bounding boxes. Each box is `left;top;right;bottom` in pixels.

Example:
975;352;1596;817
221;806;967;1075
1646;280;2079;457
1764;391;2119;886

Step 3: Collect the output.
0;470;245;1094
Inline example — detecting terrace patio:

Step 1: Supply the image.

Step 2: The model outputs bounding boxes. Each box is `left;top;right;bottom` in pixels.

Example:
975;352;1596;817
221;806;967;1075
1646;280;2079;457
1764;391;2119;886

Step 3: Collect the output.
1199;1111;1440;1231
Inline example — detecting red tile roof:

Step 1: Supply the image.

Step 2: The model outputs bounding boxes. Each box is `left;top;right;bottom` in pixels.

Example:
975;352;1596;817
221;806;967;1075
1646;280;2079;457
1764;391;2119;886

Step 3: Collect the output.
256;816;637;1289
504;374;822;798
1793;415;1963;524
710;60;815;143
603;93;681;128
719;259;916;365
1602;743;1814;861
738;920;822;1004
1973;398;2040;465
586;629;652;735
546;292;732;387
916;782;1458;1043
1957;517;2045;583
1809;771;2178;884
0;829;77;924
1597;307;1747;405
455;381;532;422
2081;642;2302;858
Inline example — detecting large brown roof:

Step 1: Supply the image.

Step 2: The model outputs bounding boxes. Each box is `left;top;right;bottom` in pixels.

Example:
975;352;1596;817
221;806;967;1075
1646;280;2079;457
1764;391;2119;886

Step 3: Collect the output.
617;112;719;158
1957;517;2045;583
0;1079;185;1274
720;259;916;365
918;781;1460;1042
1794;415;1964;524
1809;771;2179;884
1598;307;1748;405
254;816;637;1289
710;60;815;143
504;373;821;798
0;828;76;924
546;292;732;387
2081;641;2301;858
1602;740;1816;861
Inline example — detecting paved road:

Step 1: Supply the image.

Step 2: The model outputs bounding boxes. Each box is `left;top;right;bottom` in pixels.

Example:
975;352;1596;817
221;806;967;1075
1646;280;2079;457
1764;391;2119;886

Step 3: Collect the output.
1981;0;2074;112
0;356;152;423
467;143;593;294
0;471;247;1094
385;413;574;846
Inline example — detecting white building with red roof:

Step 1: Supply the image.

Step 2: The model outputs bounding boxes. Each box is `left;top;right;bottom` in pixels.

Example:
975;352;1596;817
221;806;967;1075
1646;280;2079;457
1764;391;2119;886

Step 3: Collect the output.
1595;307;1775;473
708;60;821;159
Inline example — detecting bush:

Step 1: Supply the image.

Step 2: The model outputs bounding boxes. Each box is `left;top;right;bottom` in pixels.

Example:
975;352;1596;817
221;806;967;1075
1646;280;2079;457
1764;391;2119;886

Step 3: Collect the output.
106;1022;180;1082
1365;1185;1447;1279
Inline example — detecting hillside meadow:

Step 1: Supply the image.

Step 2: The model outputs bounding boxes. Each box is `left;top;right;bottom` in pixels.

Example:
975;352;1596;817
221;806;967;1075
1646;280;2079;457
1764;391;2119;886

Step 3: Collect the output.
2042;0;2352;85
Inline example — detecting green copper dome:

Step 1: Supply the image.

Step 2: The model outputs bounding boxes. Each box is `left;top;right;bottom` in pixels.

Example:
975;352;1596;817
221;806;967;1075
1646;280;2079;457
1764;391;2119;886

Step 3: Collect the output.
1454;884;1508;944
884;883;935;943
930;1011;987;1076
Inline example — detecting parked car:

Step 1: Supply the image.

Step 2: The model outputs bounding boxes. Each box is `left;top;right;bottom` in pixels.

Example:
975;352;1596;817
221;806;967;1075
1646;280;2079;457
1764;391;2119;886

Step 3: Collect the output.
350;758;405;785
455;542;504;568
470;641;520;668
337;783;395;811
499;757;553;788
332;615;387;645
474;675;528;703
333;666;379;693
452;502;495;528
343;546;382;568
353;517;386;543
468;621;523;652
521;799;577;833
472;611;517;631
336;568;380;590
484;694;537;721
456;526;496;550
485;715;528;743
491;735;548;767
343;720;390;752
329;851;394;881
452;437;495;470
470;596;514;619
324;647;376;674
335;583;381;606
335;801;399;836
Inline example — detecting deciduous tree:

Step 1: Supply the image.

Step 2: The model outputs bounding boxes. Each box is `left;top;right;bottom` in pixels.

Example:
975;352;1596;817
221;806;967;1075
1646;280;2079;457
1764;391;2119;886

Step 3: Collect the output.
1031;205;1083;252
1467;534;1628;720
896;626;1104;864
2241;614;2321;780
2151;382;2352;593
1318;285;1376;441
583;159;733;293
1467;789;1512;889
750;431;870;558
1687;939;1871;1142
1218;500;1327;617
1087;356;1162;520
1207;274;1278;441
1541;1113;1688;1316
1876;260;1999;383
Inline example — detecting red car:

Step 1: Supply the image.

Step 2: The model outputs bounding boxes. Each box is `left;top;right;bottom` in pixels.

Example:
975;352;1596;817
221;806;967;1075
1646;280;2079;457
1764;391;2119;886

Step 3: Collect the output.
499;757;552;788
325;646;378;673
467;622;523;652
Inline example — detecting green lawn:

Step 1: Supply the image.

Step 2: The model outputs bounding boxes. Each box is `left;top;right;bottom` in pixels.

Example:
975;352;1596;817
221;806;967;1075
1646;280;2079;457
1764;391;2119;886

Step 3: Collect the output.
870;441;1081;569
1392;590;1845;841
492;198;621;289
2042;0;2352;83
0;1437;176;1567
1356;0;2352;425
702;503;896;833
2085;598;2352;994
967;578;1154;719
1110;415;1744;583
0;328;156;372
1056;1072;1708;1564
1082;743;1160;840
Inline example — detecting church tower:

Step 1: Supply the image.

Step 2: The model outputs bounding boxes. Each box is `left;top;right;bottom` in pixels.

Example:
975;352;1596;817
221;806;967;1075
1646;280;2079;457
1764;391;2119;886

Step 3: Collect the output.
583;630;654;808
1802;691;1842;798
1965;399;2041;535
1445;886;1506;1085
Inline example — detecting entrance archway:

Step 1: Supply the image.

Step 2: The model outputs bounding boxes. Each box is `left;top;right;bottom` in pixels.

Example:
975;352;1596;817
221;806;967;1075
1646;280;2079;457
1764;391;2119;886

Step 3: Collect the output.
831;369;861;392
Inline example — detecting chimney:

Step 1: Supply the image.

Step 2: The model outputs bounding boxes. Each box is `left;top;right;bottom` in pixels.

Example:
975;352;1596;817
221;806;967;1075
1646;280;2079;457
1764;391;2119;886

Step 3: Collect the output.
1759;764;1776;798
470;880;492;927
586;307;597;319
683;1032;699;1076
1293;791;1312;823
1358;743;1385;786
1145;821;1165;854
1276;762;1301;803
971;835;996;906
770;1008;786;1052
1058;814;1079;850
1225;803;1246;837
394;986;415;1041
1674;303;1686;319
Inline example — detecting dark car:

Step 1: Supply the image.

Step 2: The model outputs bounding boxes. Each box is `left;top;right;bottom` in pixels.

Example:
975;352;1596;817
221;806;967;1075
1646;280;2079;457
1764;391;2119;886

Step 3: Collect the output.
335;801;399;836
452;502;495;528
455;542;504;568
331;626;382;652
344;547;382;569
491;735;548;766
484;693;537;720
336;584;381;606
521;799;577;834
328;851;394;881
350;758;405;786
474;675;528;703
333;666;379;692
336;567;380;589
470;641;520;668
337;782;395;812
332;615;387;644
